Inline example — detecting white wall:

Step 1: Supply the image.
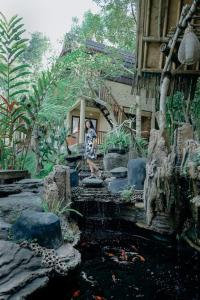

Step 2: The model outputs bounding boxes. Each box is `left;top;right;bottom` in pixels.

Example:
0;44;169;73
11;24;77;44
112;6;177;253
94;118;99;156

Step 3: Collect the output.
105;80;155;113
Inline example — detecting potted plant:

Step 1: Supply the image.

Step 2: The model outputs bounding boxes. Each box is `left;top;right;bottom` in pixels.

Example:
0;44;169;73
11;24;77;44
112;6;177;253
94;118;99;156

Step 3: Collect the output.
101;128;131;154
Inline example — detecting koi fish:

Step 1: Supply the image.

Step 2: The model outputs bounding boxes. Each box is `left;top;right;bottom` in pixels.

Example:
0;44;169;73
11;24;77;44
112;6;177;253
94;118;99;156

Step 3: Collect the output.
92;296;106;300
137;255;145;262
112;273;117;283
81;271;96;285
72;289;80;297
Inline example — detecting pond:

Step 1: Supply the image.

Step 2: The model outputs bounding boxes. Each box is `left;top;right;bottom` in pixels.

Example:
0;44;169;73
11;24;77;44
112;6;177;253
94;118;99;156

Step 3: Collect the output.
29;231;200;300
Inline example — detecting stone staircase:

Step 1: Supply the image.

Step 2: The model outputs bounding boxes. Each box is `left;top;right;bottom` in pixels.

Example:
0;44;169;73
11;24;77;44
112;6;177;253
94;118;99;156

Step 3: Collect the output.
71;178;145;232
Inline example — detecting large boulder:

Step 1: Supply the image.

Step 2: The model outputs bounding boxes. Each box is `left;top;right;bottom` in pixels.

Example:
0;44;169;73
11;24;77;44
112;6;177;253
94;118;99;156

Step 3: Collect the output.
128;158;146;190
110;167;128;178
0;240;50;300
43;165;71;206
0;239;81;300
108;178;128;194
0;192;43;224
12;210;63;249
103;152;129;171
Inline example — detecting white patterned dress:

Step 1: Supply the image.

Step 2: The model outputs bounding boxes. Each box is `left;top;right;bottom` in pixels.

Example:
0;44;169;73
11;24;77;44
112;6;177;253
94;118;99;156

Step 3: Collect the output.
85;128;97;160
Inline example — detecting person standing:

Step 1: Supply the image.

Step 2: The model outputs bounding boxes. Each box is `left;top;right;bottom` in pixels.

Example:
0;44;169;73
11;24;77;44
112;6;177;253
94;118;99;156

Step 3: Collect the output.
85;120;101;178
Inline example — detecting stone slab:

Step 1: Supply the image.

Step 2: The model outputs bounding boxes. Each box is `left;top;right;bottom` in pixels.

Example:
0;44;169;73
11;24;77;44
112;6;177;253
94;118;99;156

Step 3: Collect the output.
82;177;104;188
110;167;128;178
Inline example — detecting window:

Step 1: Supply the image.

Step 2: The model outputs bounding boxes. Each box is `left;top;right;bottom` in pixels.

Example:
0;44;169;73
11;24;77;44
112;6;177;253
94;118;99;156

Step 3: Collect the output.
72;116;79;133
71;116;98;133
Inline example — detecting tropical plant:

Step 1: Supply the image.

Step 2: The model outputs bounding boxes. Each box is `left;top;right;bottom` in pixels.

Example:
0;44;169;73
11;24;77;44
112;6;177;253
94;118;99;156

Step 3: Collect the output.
166;87;200;143
0;14;32;168
121;186;134;202
42;199;83;218
130;136;148;157
100;127;131;153
0;95;31;168
0;14;31;102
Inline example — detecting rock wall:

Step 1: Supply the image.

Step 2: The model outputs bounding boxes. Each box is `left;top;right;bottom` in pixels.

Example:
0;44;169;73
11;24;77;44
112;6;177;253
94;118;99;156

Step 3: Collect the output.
43;165;71;207
0;178;80;299
143;124;200;249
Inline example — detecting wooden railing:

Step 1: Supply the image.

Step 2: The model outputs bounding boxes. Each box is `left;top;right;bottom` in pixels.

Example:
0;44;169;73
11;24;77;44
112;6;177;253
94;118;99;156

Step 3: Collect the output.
67;130;106;146
98;85;128;124
96;130;106;145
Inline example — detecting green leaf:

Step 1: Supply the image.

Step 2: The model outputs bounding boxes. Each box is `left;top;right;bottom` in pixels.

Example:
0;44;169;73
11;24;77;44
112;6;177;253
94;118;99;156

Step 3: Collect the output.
10;64;30;74
9;81;29;90
65;208;83;217
10;71;31;82
8;16;23;30
10;89;29;98
9;48;26;64
8;23;24;39
32;85;40;101
14;124;28;134
8;30;26;44
0;53;7;63
20;115;32;126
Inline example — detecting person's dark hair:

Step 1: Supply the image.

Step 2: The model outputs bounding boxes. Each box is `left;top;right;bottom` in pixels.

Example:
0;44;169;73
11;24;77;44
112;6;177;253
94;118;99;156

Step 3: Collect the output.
85;119;95;132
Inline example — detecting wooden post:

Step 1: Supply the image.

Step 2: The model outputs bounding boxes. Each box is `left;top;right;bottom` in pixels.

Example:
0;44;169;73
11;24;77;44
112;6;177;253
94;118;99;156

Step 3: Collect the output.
151;98;156;130
159;74;171;131
79;98;85;144
136;95;141;138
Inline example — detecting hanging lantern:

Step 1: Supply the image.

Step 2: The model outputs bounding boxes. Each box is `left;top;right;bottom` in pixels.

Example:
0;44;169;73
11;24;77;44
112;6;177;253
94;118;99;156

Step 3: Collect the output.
178;25;200;65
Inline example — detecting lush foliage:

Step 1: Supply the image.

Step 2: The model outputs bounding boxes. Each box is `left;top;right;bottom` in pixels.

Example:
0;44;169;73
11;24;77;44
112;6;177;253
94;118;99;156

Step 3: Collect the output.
0;13;68;171
69;0;137;51
121;186;134;202
100;128;131;153
0;14;31;168
21;31;50;75
166;85;200;142
0;10;135;173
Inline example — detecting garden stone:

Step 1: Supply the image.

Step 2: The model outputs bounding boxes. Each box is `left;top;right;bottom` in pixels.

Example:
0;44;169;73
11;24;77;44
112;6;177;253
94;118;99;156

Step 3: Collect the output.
0;192;43;223
43;165;71;206
103;152;129;171
110;167;128;178
108;178;128;194
128;158;146;190
12;210;63;249
82;177;104;188
70;169;79;187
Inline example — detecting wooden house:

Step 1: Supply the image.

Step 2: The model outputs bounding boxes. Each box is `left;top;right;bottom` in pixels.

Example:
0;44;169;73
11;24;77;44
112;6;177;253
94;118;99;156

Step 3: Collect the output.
65;40;156;145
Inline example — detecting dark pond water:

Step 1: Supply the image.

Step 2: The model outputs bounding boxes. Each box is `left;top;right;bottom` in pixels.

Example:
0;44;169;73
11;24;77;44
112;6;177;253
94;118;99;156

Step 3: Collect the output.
29;231;200;300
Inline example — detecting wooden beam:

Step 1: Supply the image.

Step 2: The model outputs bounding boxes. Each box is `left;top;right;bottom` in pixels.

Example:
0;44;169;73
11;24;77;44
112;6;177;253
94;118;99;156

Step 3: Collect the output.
163;0;169;37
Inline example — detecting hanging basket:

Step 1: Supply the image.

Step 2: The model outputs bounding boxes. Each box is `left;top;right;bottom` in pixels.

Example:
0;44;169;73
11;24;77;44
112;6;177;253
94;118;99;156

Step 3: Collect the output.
178;26;200;65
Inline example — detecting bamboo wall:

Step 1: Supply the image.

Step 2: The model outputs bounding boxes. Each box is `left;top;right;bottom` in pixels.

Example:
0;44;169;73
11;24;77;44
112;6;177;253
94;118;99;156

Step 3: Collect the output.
137;0;200;75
